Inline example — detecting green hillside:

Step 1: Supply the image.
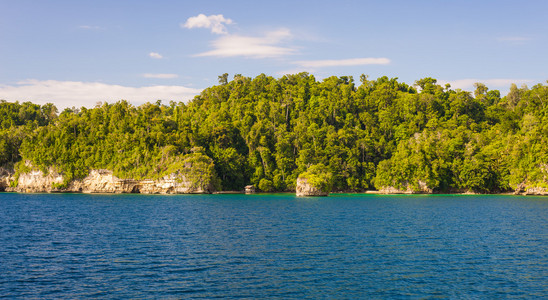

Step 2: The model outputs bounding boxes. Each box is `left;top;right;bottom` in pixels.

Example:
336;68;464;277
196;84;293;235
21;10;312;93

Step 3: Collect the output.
1;73;547;193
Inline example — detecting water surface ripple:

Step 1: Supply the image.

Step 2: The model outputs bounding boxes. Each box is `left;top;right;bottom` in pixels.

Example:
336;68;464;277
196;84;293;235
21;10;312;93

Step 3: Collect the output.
0;193;547;298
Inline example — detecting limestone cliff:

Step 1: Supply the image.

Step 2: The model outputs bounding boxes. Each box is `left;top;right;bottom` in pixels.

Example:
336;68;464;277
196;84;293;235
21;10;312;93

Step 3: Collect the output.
3;168;217;194
514;183;548;195
8;168;65;193
1;151;220;194
0;168;13;192
378;180;433;194
295;164;333;197
513;164;548;195
296;177;329;196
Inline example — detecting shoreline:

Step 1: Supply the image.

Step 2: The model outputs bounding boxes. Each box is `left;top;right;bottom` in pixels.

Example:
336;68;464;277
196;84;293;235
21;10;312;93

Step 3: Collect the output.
1;190;545;196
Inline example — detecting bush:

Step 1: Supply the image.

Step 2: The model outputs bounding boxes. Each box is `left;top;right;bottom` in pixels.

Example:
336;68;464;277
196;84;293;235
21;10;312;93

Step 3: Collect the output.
258;178;274;192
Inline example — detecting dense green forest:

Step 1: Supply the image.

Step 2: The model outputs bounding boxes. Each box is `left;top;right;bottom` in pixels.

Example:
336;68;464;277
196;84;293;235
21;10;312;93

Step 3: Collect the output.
1;73;547;193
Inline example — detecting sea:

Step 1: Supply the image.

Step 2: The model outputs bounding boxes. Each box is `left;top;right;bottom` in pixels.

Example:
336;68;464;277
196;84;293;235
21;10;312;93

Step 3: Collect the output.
0;193;547;299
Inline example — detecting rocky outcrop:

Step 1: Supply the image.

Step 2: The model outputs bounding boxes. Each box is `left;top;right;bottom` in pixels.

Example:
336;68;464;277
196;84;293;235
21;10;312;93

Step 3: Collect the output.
8;168;65;193
513;164;548;195
1;152;220;194
296;177;329;197
0;168;13;191
296;164;333;197
514;182;548;195
378;180;433;194
3;168;216;194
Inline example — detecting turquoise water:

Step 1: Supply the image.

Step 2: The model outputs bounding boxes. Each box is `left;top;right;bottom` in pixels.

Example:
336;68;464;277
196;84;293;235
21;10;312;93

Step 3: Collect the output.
0;193;547;298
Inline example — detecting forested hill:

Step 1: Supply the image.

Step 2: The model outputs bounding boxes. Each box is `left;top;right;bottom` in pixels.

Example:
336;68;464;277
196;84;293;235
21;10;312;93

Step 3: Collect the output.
1;73;547;193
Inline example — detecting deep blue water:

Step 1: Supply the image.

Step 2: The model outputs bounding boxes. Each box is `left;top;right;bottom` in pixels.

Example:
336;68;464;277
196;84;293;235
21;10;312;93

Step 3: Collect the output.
0;193;547;299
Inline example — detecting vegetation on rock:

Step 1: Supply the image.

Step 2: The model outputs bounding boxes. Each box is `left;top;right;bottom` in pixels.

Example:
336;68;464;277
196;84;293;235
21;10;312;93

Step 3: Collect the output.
1;73;547;193
297;163;333;194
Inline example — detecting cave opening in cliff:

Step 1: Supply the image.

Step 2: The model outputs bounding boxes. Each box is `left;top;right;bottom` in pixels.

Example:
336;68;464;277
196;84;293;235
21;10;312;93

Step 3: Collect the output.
131;185;141;193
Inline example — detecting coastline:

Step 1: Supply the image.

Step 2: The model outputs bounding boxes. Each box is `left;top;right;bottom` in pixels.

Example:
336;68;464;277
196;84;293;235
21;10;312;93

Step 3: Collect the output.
1;168;546;197
1;189;545;196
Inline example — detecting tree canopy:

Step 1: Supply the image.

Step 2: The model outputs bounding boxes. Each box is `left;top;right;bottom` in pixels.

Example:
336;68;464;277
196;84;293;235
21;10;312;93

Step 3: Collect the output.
1;74;547;193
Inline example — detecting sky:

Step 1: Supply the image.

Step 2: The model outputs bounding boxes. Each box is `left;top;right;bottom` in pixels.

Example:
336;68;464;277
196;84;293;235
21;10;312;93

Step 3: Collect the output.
1;0;547;109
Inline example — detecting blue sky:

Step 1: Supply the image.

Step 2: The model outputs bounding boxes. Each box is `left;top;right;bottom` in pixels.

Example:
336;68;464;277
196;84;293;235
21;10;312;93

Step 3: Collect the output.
1;0;547;108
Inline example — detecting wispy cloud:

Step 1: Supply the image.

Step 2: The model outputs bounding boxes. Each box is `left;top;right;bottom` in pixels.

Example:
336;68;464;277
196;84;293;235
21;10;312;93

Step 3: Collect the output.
277;57;391;75
496;36;531;44
78;25;104;30
439;78;534;91
143;73;178;79
0;80;201;109
276;68;310;76
149;52;163;59
182;14;233;35
294;57;391;68
194;29;295;58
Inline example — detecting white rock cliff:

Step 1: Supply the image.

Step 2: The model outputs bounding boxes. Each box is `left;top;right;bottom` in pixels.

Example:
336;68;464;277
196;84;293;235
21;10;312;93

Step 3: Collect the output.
3;168;215;194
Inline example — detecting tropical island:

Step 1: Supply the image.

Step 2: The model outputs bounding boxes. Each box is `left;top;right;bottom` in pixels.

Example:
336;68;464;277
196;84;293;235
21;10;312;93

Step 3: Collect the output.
0;73;547;195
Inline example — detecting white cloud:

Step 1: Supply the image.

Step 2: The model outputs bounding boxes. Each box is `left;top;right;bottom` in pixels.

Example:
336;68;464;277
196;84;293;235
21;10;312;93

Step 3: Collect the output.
143;73;179;79
439;78;534;91
149;52;163;59
194;29;295;58
182;14;233;34
0;80;201;109
294;57;391;68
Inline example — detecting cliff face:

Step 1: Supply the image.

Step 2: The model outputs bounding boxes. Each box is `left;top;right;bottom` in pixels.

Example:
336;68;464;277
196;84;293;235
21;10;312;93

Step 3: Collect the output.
0;168;13;191
378;180;433;194
9;168;65;193
4;169;216;194
514;183;548;195
296;177;329;197
513;164;548;195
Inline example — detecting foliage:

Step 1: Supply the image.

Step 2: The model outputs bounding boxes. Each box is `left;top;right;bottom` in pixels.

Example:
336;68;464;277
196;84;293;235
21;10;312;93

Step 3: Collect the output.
258;178;274;192
172;152;221;192
0;100;56;167
298;163;333;193
1;75;547;193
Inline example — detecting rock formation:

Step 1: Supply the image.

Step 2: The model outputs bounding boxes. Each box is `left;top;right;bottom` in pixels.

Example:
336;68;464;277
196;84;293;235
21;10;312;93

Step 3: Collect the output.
378;180;433;194
295;164;333;196
296;177;329;197
0;167;12;192
2;152;220;194
513;164;548;195
2;168;217;194
514;182;548;195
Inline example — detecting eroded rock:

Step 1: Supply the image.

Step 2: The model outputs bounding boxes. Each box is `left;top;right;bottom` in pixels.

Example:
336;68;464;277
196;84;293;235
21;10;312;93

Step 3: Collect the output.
4;168;217;194
296;177;329;197
378;180;433;194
